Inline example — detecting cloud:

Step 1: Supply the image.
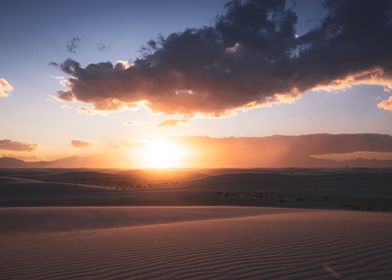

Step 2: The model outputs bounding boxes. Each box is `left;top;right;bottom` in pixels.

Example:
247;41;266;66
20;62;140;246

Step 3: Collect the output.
378;96;392;111
71;139;93;148
122;121;147;127
157;119;190;128
121;140;145;148
97;43;111;52
0;79;13;98
116;60;134;70
61;104;71;109
52;0;392;116
0;139;38;152
66;36;82;54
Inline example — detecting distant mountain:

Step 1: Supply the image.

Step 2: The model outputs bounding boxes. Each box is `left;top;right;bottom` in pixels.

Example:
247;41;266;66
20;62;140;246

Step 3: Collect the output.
0;157;30;168
0;156;101;169
46;156;98;168
329;158;392;168
1;134;392;168
1;154;391;169
2;155;391;169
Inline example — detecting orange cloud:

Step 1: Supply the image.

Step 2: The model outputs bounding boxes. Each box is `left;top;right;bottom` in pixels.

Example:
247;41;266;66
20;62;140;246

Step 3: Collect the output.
0;79;13;98
377;96;392;111
157;119;190;128
312;68;392;92
71;140;93;148
0;139;38;152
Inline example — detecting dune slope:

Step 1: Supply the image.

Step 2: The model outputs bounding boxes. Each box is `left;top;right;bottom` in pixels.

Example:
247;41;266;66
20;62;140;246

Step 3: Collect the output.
1;206;391;279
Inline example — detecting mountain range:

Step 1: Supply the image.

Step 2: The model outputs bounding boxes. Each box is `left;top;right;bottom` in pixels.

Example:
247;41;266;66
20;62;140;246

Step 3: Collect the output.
1;134;392;168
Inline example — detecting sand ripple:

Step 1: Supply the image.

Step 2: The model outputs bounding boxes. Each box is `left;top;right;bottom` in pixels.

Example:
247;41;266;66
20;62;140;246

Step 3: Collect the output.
1;207;391;279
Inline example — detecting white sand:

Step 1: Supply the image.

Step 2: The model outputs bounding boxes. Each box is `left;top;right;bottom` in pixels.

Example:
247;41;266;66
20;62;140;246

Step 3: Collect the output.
1;206;391;279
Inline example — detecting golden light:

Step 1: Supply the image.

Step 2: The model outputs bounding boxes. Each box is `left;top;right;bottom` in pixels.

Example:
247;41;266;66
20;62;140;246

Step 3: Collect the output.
138;139;189;169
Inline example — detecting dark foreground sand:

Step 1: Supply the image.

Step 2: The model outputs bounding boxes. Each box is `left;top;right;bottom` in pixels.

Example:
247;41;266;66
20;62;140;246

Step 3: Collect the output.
1;206;392;279
1;169;392;211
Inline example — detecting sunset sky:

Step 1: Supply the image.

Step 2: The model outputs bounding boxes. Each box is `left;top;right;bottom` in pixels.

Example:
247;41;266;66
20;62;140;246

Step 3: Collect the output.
0;0;391;167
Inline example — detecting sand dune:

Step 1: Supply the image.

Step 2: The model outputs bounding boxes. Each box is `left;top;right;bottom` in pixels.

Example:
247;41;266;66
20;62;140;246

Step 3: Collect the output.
1;169;392;211
1;206;391;279
1;170;391;278
0;206;291;233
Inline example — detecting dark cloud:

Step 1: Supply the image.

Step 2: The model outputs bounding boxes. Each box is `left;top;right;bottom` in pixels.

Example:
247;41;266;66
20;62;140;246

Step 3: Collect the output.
53;0;392;116
66;36;82;54
157;119;190;128
0;79;13;98
71;139;93;148
0;139;38;152
97;43;111;52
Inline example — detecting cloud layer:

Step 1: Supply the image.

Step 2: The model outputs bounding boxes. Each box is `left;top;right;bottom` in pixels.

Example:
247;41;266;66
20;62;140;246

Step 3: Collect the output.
71;139;93;148
0;139;38;152
0;79;13;98
53;0;392;116
157;119;190;128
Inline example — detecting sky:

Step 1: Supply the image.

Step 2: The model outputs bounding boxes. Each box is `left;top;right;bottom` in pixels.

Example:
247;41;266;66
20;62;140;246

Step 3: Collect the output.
0;0;391;166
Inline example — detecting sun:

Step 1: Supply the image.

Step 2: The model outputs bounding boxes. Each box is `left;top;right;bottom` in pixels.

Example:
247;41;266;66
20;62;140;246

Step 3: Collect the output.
138;139;188;169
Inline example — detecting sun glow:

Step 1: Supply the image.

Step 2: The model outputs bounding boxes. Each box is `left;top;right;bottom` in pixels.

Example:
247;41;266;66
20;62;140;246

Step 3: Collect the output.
138;139;188;169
